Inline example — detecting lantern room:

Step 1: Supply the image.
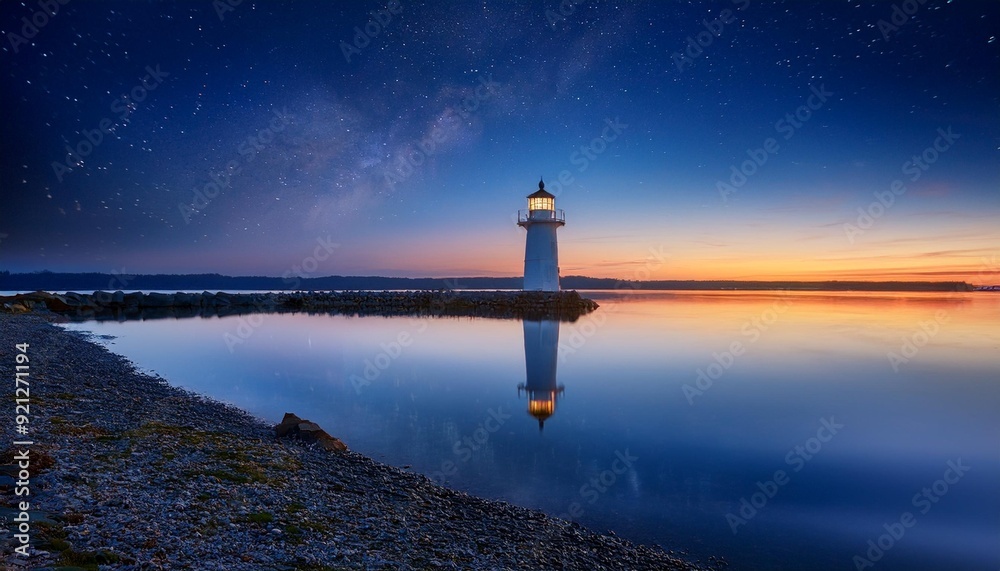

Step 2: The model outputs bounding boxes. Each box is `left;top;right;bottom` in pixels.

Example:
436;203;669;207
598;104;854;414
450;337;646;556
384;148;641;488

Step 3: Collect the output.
518;179;565;225
527;185;555;212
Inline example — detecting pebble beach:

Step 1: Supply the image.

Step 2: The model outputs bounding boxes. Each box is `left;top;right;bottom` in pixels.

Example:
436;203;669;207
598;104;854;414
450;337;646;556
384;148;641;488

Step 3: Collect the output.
0;313;715;570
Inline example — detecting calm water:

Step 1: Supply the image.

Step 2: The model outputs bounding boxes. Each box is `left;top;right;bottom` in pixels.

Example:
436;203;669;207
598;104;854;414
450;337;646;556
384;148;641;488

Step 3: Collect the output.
61;291;1000;570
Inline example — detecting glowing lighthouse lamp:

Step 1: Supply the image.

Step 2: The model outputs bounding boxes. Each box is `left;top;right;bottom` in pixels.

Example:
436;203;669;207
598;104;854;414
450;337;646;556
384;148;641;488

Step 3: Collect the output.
517;178;565;291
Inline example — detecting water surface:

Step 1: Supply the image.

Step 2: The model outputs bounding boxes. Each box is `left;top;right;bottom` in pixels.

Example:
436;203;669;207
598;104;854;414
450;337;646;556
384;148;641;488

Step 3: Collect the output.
62;291;1000;571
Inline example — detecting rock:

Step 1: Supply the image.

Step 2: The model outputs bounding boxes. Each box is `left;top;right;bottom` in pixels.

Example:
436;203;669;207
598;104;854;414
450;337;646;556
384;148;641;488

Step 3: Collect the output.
174;293;198;307
315;432;348;452
274;413;303;437
274;413;348;452
142;293;175;308
63;291;84;305
4;302;30;314
297;421;324;434
91;290;112;304
43;294;73;312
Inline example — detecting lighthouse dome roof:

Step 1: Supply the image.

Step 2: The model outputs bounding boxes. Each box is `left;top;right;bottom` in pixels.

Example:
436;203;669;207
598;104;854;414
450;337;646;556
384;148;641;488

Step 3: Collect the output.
528;178;555;199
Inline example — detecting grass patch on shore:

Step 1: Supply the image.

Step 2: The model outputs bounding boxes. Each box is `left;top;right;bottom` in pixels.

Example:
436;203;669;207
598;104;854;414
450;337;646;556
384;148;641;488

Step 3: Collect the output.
298;519;334;534
125;421;283;484
290;561;356;571
57;548;123;569
198;455;269;484
123;421;300;481
32;520;125;570
92;437;133;464
34;520;70;551
126;421;204;438
193;468;254;484
2;446;55;473
211;449;246;461
248;511;274;524
183;460;267;484
47;416;112;438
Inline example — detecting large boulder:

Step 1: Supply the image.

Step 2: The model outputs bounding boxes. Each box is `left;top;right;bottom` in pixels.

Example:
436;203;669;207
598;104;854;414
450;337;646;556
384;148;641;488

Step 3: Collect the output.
274;413;347;452
2;302;30;314
42;293;72;312
173;292;198;307
123;292;143;308
90;290;112;305
142;292;175;308
62;291;88;307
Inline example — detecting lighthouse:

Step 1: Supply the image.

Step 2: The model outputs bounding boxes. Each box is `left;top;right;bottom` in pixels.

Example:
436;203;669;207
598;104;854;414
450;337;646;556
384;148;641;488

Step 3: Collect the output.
517;178;565;291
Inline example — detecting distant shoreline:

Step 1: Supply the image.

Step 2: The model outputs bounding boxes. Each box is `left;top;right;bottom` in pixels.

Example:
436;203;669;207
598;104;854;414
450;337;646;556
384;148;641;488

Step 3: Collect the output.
0;271;980;292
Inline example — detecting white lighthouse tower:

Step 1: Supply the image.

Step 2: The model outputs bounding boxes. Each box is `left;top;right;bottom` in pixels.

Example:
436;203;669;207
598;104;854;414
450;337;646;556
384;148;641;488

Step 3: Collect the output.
517;178;565;291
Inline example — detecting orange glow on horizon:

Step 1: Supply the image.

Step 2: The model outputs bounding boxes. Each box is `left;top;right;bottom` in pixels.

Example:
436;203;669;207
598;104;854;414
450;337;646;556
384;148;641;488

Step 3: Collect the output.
280;213;999;285
396;254;998;285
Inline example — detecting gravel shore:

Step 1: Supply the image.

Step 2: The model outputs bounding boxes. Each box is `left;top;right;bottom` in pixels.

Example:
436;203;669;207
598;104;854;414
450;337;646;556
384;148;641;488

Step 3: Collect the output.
0;314;715;571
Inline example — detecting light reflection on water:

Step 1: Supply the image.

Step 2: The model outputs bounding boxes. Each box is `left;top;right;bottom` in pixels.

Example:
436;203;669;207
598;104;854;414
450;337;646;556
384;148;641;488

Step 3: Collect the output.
62;291;1000;571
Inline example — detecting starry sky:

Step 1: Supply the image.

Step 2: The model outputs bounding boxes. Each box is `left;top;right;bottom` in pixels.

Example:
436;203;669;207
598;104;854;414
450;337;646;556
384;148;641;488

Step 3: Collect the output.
1;0;998;282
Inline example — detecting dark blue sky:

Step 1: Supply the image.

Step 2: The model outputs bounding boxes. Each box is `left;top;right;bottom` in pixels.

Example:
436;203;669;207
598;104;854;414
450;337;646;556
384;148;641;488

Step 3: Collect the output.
2;1;998;280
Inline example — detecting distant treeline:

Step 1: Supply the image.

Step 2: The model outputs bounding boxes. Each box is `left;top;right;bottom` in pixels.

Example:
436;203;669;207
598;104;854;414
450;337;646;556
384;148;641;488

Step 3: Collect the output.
0;271;975;292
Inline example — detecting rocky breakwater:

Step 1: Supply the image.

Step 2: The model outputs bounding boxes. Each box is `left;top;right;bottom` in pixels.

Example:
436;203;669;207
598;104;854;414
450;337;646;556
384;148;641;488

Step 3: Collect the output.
0;289;599;322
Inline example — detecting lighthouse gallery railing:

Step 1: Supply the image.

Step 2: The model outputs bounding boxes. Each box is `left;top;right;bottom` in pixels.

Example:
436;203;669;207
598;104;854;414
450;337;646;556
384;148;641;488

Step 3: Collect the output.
517;209;565;224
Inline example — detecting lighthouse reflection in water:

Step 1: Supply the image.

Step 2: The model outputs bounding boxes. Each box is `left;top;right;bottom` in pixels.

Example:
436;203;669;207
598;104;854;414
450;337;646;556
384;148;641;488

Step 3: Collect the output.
517;319;565;431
